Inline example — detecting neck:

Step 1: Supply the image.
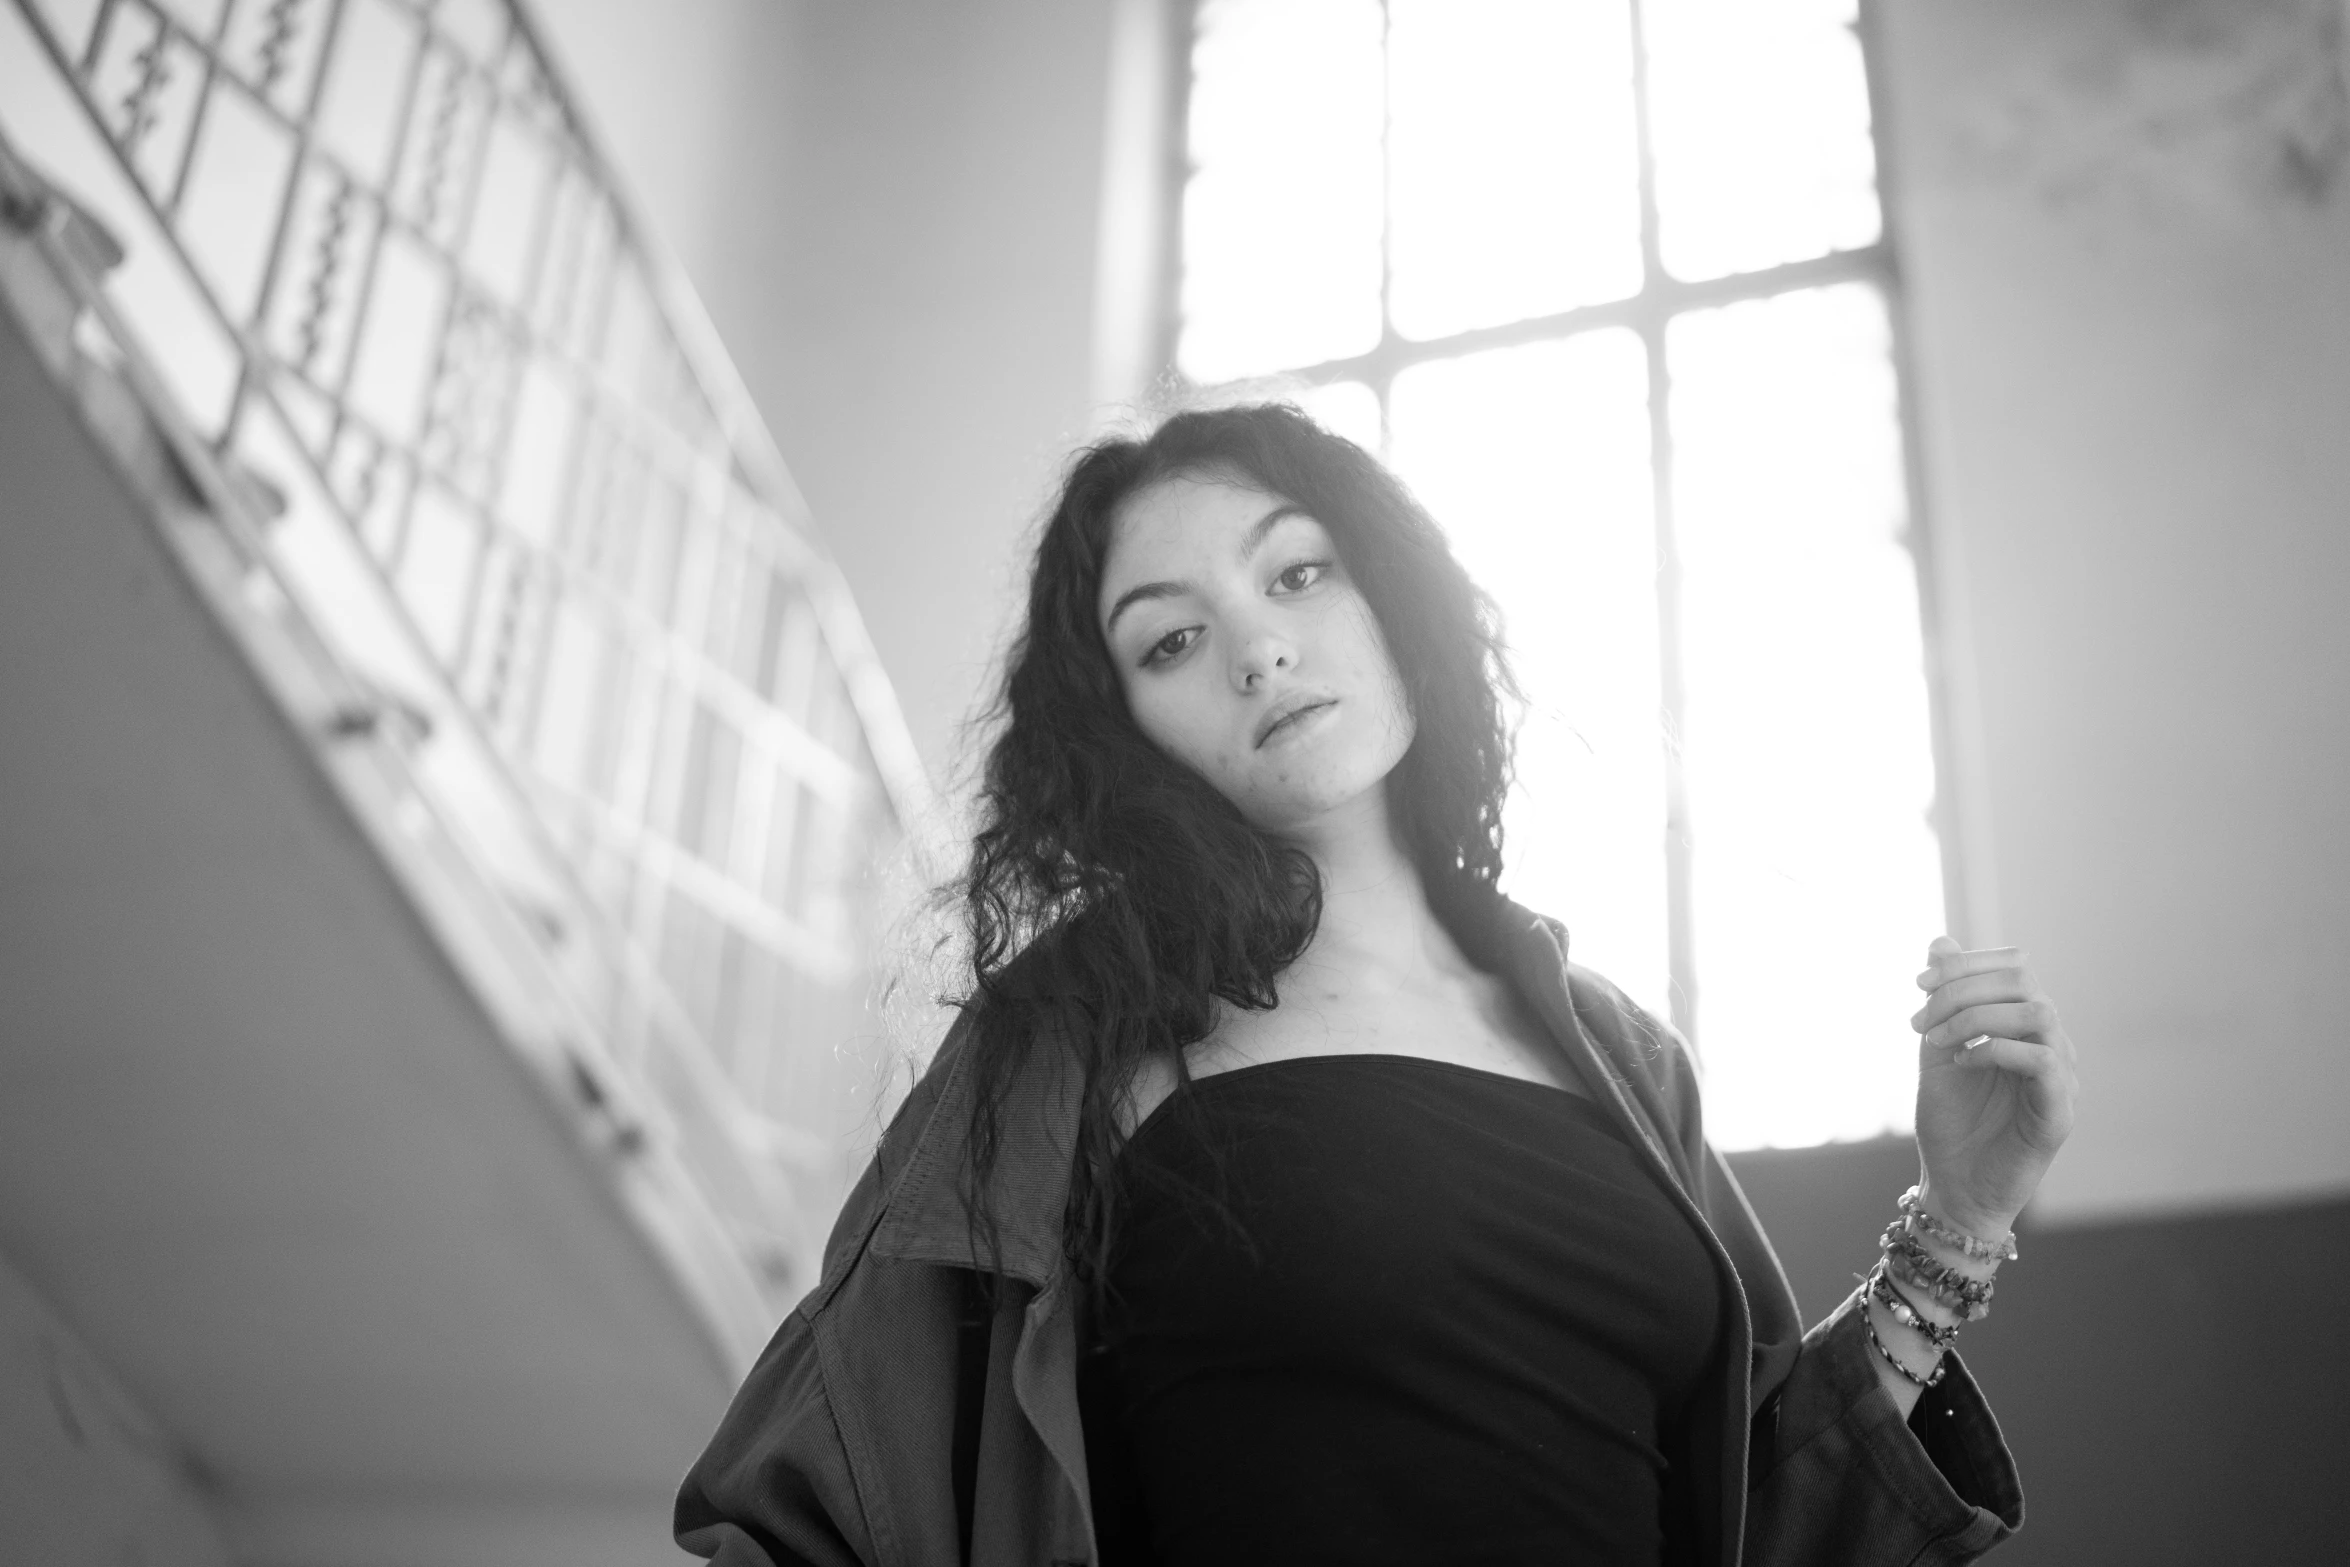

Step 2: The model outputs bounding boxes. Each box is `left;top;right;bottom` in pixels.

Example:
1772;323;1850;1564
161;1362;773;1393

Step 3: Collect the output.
1280;785;1469;988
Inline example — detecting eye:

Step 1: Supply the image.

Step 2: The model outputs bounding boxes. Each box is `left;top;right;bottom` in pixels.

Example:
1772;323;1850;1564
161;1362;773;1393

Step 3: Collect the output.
1140;625;1198;667
1272;559;1329;594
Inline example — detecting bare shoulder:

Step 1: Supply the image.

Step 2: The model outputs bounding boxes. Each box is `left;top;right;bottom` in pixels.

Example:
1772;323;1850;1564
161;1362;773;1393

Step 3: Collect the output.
1111;1005;1308;1136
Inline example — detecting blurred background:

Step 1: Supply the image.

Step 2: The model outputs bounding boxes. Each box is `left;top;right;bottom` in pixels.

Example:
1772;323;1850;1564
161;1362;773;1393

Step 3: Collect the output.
0;0;2343;1561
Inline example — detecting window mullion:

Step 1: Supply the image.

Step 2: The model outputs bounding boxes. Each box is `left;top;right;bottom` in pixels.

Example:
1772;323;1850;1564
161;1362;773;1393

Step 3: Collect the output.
1154;0;1203;392
1375;0;1396;449
1626;0;1698;1045
1263;247;1889;393
1857;0;1972;947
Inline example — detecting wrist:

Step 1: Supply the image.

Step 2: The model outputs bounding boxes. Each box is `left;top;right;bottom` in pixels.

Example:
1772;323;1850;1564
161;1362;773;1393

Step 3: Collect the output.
1883;1189;2003;1323
1866;1290;1940;1354
1861;1275;1949;1390
1907;1224;2001;1285
1914;1180;2019;1253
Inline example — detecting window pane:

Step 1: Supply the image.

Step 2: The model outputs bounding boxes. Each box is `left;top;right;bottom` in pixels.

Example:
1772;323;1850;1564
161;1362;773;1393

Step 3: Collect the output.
676;704;744;869
1388;0;1642;338
1296;379;1382;452
1180;0;1385;381
1389;332;1670;1017
1668;283;1940;1148
1644;0;1880;281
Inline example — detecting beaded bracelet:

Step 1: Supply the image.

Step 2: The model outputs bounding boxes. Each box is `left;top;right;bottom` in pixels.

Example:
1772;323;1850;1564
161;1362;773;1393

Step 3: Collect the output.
1897;1186;2019;1264
1867;1259;1960;1350
1882;1216;1988;1290
1880;1219;1996;1318
1879;1240;1992;1334
1861;1282;1948;1389
1884;1230;1995;1323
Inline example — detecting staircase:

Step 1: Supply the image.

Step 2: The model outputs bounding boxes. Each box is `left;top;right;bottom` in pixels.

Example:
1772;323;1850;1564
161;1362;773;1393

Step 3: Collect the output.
0;0;925;1560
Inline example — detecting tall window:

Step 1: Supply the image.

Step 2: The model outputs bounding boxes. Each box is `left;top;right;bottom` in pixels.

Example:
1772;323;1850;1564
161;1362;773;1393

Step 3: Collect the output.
1175;0;1948;1148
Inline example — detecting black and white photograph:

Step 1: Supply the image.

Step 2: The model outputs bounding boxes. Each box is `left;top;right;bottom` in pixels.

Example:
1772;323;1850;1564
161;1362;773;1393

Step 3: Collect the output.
0;1;2342;1562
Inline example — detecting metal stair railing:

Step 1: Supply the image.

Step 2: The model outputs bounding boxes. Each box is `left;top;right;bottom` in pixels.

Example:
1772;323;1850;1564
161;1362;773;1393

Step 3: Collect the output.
0;0;933;1347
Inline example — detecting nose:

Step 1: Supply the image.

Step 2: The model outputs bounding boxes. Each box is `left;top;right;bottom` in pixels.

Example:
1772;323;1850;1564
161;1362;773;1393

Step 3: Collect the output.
1231;626;1296;692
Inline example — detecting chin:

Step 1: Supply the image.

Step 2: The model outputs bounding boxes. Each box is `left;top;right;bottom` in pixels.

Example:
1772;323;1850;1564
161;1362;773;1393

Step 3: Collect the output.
1235;768;1389;835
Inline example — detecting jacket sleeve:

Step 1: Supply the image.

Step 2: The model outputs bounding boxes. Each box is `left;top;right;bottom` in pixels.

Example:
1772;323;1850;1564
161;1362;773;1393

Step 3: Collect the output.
1567;963;2025;1565
674;1307;875;1567
1742;1267;2025;1565
1687;1091;2027;1563
677;1011;989;1567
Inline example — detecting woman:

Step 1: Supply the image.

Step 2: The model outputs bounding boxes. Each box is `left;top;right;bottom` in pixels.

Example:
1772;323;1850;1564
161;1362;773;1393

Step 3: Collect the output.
677;403;2076;1566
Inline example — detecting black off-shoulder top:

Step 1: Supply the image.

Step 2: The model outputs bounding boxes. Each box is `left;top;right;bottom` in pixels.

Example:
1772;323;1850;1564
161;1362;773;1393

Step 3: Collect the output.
1081;1054;1728;1567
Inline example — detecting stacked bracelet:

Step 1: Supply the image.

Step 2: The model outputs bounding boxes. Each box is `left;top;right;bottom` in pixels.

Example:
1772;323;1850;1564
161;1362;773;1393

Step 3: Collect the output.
1897;1186;2019;1264
1861;1283;1949;1389
1867;1259;1959;1350
1880;1218;1997;1320
1861;1184;2024;1389
1884;1241;1990;1325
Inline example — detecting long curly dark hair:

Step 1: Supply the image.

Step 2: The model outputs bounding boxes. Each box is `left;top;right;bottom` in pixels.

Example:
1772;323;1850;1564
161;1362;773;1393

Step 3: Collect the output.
953;401;1520;1293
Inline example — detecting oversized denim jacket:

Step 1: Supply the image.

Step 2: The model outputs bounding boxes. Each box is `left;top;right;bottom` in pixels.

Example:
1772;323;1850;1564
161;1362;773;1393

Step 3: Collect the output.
677;906;2025;1566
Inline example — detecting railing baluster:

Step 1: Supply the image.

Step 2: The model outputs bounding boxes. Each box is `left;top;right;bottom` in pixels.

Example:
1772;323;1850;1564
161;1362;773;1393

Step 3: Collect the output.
119;11;170;156
255;0;302;93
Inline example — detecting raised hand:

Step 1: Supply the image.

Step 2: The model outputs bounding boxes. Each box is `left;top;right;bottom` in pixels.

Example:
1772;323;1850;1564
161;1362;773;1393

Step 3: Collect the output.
1907;937;2079;1242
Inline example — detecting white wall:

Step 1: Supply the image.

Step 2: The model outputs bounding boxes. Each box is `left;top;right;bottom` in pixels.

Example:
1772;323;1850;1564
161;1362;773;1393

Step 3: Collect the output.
541;0;1135;794
0;1246;230;1565
1880;0;2350;1222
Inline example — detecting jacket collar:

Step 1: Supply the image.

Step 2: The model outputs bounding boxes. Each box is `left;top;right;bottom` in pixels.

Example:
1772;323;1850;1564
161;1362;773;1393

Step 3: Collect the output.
865;900;1675;1286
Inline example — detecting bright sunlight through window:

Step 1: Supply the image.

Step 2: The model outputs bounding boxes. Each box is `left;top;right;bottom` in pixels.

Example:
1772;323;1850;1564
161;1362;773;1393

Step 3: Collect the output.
1177;0;1946;1149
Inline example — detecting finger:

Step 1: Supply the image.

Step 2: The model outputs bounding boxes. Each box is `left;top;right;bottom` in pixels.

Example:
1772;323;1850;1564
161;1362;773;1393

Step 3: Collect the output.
1915;935;1962;990
1910;969;2045;1032
1949;1034;2069;1090
1922;999;2058;1052
1915;944;2029;990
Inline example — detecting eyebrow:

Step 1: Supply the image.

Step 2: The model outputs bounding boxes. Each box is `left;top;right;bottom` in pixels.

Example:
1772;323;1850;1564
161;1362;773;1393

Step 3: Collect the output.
1102;502;1309;638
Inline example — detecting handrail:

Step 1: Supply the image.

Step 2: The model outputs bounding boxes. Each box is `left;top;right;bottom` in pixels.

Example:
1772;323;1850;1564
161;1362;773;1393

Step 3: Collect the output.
2;0;932;1324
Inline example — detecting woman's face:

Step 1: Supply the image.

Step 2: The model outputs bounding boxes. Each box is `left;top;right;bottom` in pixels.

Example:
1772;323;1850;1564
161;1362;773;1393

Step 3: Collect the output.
1097;472;1415;837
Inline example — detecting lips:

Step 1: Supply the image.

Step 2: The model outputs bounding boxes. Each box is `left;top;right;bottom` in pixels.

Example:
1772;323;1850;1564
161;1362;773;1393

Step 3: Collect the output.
1253;694;1337;749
